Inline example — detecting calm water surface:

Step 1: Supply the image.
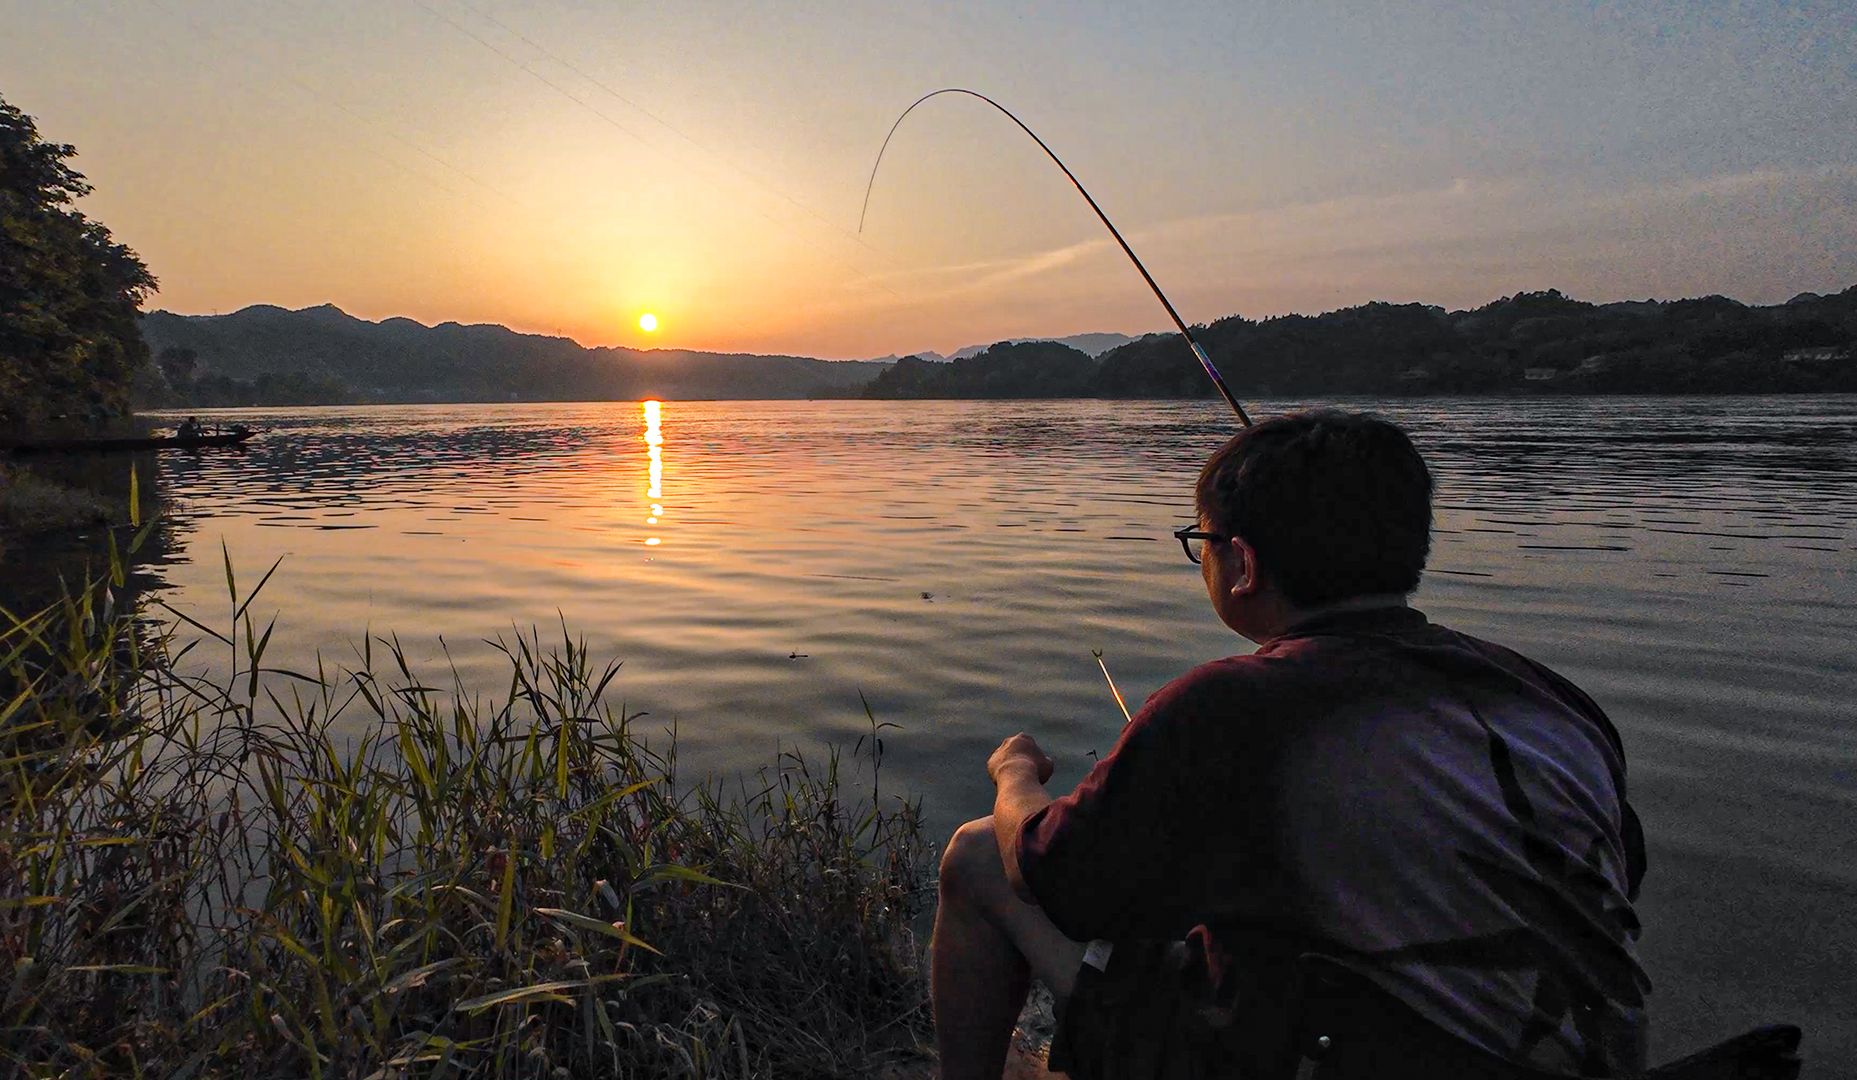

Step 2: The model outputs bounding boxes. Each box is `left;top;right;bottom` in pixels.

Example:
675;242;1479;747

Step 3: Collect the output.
144;397;1855;1061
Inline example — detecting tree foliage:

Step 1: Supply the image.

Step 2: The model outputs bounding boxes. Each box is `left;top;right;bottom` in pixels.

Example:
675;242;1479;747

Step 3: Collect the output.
155;344;196;384
865;288;1857;400
862;340;1095;399
0;91;155;426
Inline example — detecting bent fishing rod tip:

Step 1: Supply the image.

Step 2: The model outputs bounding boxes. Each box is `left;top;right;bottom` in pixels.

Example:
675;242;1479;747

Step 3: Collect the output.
862;87;1253;427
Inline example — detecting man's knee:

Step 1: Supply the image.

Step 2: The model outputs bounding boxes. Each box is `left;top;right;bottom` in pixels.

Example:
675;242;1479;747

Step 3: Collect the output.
940;816;1006;903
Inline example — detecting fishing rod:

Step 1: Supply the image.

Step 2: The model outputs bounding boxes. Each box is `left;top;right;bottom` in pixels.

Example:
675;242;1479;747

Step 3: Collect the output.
1091;649;1134;725
860;87;1253;427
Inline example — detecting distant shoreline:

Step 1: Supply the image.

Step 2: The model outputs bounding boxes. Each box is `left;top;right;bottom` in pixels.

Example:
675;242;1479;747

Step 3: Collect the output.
135;387;1857;413
138;286;1856;408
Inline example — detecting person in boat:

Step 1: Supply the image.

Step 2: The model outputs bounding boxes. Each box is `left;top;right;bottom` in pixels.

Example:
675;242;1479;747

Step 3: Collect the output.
176;416;202;440
932;410;1650;1079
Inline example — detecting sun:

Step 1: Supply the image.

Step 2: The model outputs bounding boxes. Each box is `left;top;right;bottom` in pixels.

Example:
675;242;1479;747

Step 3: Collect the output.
638;312;659;333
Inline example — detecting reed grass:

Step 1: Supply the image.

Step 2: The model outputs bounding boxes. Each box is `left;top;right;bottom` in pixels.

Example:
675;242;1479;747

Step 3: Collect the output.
0;529;932;1078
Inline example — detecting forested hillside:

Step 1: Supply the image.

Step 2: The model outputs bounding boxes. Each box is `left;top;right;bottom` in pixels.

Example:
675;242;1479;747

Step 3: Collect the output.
869;288;1857;399
862;341;1095;398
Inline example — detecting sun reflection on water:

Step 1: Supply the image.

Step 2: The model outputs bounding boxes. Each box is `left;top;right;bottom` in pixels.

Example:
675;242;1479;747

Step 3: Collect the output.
643;400;663;545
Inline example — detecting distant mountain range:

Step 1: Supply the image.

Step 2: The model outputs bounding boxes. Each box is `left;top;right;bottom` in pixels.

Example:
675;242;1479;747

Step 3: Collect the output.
139;304;886;404
138;287;1857;407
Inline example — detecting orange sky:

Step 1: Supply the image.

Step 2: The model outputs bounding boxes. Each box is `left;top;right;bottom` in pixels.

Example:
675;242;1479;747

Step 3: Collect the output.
4;1;1853;358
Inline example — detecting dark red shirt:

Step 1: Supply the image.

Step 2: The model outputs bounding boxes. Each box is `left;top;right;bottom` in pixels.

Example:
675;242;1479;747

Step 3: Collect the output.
1017;606;1648;1072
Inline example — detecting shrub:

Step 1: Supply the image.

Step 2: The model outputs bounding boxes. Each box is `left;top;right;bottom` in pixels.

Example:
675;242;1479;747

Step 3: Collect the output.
0;466;114;535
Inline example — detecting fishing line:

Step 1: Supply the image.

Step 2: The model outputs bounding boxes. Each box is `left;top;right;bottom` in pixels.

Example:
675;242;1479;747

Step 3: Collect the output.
411;0;653;145
413;0;909;302
145;0;525;211
447;0;891;259
860;88;1253;426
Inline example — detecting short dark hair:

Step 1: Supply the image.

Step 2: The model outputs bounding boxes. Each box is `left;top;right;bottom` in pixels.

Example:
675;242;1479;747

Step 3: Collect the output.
1195;410;1432;607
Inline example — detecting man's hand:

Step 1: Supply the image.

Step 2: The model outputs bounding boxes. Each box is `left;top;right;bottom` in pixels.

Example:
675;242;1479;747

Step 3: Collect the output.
987;733;1054;786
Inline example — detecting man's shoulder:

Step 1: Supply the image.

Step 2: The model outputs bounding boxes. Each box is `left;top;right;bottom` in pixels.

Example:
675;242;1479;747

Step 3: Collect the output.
1160;620;1426;697
1136;651;1318;727
1160;652;1288;694
1386;621;1623;753
1281;610;1588;693
1162;619;1604;716
1421;623;1604;707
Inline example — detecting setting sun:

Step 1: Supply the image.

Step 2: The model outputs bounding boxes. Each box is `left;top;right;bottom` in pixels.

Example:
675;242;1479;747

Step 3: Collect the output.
638;313;659;333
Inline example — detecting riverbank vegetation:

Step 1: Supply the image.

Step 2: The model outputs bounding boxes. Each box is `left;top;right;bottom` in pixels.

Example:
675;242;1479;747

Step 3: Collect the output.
0;456;151;580
0;465;114;539
1;541;933;1077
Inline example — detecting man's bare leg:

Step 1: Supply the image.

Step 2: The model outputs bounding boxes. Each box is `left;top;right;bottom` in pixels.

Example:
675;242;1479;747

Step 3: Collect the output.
932;817;1088;1080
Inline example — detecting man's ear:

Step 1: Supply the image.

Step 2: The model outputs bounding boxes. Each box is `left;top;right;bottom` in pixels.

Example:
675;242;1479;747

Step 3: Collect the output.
1228;535;1264;597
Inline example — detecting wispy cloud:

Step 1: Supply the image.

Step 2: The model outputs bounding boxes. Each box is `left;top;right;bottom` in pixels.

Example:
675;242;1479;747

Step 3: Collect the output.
1140;163;1857;281
848;235;1112;299
938;164;1854;314
820;163;1855;353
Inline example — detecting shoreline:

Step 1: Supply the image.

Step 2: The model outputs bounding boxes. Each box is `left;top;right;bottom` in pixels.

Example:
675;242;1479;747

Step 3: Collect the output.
133;385;1857;409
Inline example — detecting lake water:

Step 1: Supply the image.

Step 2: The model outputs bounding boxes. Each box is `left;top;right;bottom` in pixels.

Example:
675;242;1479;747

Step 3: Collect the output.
139;396;1854;1064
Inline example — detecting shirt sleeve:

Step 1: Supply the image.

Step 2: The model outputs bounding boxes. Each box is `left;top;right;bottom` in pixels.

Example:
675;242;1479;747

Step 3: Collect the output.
1016;667;1213;942
1515;653;1648;900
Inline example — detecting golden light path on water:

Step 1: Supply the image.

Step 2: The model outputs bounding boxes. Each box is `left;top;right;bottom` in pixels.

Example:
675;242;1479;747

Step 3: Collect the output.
644;399;663;546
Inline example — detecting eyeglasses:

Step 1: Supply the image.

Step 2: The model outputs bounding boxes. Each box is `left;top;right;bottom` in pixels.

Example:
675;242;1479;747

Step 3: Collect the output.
1173;525;1226;565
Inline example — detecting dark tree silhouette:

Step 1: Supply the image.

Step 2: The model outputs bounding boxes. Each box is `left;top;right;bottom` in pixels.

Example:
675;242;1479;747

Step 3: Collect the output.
862;340;1096;399
863;286;1856;402
1;92;156;426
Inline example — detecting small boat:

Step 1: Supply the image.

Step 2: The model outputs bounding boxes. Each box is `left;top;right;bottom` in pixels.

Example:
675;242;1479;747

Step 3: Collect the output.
5;430;257;455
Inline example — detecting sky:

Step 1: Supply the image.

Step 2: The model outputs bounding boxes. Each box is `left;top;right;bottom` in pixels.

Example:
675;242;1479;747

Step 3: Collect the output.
3;0;1854;358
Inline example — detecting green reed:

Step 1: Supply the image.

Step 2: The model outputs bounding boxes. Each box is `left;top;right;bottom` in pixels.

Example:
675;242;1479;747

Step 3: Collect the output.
0;529;932;1078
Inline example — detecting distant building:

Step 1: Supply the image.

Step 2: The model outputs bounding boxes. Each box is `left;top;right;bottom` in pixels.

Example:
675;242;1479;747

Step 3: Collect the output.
1398;367;1433;382
1577;354;1614;373
1523;367;1559;381
1782;346;1847;364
